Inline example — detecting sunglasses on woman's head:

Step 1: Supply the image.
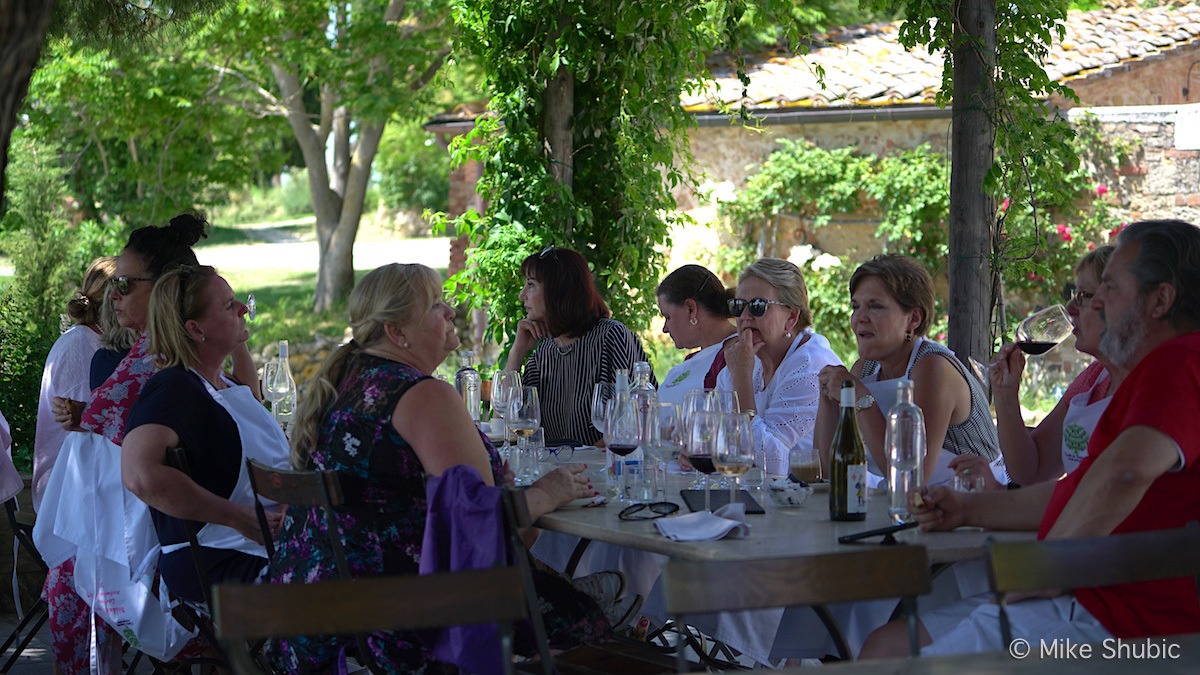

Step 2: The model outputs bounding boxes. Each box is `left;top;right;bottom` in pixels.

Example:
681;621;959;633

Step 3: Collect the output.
108;275;155;296
728;297;790;317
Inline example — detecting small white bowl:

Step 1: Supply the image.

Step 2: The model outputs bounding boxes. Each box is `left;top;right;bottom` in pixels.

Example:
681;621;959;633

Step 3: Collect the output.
767;479;813;507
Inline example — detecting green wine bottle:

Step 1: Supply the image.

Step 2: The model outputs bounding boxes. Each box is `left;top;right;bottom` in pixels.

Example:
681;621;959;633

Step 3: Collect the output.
829;381;868;521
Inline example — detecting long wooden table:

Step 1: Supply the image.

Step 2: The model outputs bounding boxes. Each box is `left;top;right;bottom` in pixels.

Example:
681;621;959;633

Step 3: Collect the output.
536;488;1036;565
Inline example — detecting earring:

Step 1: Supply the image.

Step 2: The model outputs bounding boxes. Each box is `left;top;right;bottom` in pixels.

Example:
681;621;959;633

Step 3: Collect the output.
689;317;698;326
905;331;912;343
403;341;410;348
785;330;792;338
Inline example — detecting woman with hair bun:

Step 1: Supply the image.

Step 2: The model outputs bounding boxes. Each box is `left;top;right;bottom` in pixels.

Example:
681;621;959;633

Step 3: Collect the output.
33;256;115;511
40;213;260;670
655;264;736;405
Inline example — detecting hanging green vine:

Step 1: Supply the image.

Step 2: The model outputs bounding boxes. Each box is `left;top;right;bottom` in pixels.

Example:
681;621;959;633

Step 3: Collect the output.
437;0;810;356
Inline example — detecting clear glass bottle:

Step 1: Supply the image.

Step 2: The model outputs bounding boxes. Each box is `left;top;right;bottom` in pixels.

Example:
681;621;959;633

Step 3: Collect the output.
624;362;657;502
271;340;298;429
454;350;482;424
829;381;867;521
886;380;925;523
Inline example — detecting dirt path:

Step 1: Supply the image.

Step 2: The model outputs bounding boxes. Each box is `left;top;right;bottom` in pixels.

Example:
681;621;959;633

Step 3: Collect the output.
197;234;453;272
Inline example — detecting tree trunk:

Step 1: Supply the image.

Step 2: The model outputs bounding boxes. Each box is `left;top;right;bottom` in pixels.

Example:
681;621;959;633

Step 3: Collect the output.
948;0;997;365
542;64;574;234
311;121;386;312
0;0;56;210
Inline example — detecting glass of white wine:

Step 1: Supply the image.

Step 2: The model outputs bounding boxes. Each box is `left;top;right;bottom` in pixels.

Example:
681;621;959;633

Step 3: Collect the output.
714;412;755;508
508;386;541;486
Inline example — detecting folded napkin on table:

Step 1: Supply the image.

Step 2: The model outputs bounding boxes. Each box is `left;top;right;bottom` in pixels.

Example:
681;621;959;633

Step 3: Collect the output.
654;503;750;541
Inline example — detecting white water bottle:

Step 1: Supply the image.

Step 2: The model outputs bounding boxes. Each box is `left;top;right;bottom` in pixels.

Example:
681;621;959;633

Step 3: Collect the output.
454;350;482;424
886;380;924;523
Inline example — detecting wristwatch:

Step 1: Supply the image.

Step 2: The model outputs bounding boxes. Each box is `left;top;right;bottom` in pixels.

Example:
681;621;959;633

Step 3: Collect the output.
854;394;875;412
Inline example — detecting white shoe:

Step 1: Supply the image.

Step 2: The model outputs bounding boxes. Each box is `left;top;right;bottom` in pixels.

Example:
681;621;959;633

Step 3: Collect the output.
572;570;626;603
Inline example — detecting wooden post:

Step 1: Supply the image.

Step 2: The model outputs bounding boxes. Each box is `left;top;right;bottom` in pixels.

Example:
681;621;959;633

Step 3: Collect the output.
948;0;998;364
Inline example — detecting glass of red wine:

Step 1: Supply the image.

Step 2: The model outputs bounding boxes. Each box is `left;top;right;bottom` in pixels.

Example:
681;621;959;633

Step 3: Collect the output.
1014;304;1073;356
686;410;722;511
606;396;646;504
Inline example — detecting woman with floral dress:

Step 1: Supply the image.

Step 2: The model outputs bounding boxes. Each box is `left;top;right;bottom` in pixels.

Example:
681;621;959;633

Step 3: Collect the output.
268;263;608;673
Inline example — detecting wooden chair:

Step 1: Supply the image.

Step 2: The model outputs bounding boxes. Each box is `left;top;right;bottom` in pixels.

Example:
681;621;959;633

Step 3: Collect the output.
213;567;528;675
985;522;1200;646
662;546;932;671
243;458;375;671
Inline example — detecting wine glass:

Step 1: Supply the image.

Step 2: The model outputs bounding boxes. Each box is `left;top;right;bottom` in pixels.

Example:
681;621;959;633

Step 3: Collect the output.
709;389;740;414
644;403;684;501
491;371;521;458
707;390;740;488
680;389;711;487
714;412;755;508
686;409;721;511
605;395;646;503
1014;304;1073;356
507;386;541;486
261;361;280;412
590;382;614;442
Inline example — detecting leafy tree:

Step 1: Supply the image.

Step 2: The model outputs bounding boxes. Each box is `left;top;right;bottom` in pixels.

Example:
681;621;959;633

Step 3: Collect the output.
1;0;224;211
186;0;455;311
22;36;292;228
864;0;1080;362
442;0;845;357
0;130;124;468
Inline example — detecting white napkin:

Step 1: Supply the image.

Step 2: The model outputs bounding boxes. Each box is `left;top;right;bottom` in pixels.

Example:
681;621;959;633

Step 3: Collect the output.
654;503;751;541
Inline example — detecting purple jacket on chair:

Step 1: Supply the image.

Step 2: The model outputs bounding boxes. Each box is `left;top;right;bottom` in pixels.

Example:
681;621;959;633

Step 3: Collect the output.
420;464;509;675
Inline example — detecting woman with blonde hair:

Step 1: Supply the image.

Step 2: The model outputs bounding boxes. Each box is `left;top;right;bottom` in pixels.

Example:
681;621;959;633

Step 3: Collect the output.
33;256;115;511
122;264;288;602
719;258;843;476
270;263;608;672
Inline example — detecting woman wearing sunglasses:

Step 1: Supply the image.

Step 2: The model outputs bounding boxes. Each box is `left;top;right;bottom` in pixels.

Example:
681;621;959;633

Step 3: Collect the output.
506;246;654;445
718;258;843;477
655;264;737;405
814;254;999;488
40;214;259;670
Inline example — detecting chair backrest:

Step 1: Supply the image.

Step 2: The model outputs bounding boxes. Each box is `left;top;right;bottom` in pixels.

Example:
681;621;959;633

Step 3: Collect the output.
499;488;554;675
165;447;215;607
245;458;373;668
214;567;528;675
244;458;346;567
663;546;932;667
986;523;1200;644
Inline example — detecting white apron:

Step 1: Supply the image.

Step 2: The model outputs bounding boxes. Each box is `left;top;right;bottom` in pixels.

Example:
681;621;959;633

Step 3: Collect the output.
1060;372;1111;475
161;371;290;558
862;338;1005;487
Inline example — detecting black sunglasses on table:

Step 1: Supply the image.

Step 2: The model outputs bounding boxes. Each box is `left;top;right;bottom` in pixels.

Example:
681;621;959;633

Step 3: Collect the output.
108;275;155;296
618;502;680;521
728;297;790;317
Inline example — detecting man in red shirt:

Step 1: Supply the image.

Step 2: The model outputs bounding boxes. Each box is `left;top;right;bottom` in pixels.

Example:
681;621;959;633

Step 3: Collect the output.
861;219;1200;656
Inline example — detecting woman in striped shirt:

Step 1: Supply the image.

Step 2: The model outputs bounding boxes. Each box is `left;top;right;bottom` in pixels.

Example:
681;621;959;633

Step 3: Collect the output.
505;247;653;445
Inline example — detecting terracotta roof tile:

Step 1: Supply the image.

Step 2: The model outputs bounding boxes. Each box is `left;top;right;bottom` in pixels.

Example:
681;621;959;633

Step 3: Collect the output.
686;3;1200;112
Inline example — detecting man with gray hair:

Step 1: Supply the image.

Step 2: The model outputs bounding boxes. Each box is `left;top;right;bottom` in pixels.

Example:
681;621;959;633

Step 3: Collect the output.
861;219;1200;656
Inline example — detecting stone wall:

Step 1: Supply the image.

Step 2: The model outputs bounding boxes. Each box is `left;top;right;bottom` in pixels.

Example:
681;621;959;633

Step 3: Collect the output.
1063;41;1200;109
1069;103;1200;225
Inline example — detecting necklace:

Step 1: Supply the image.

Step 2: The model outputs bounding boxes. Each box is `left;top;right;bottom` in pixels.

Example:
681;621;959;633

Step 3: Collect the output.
552;337;575;356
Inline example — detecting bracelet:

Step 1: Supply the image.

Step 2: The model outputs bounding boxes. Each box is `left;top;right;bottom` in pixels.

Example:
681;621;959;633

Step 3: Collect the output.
744;409;757;419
